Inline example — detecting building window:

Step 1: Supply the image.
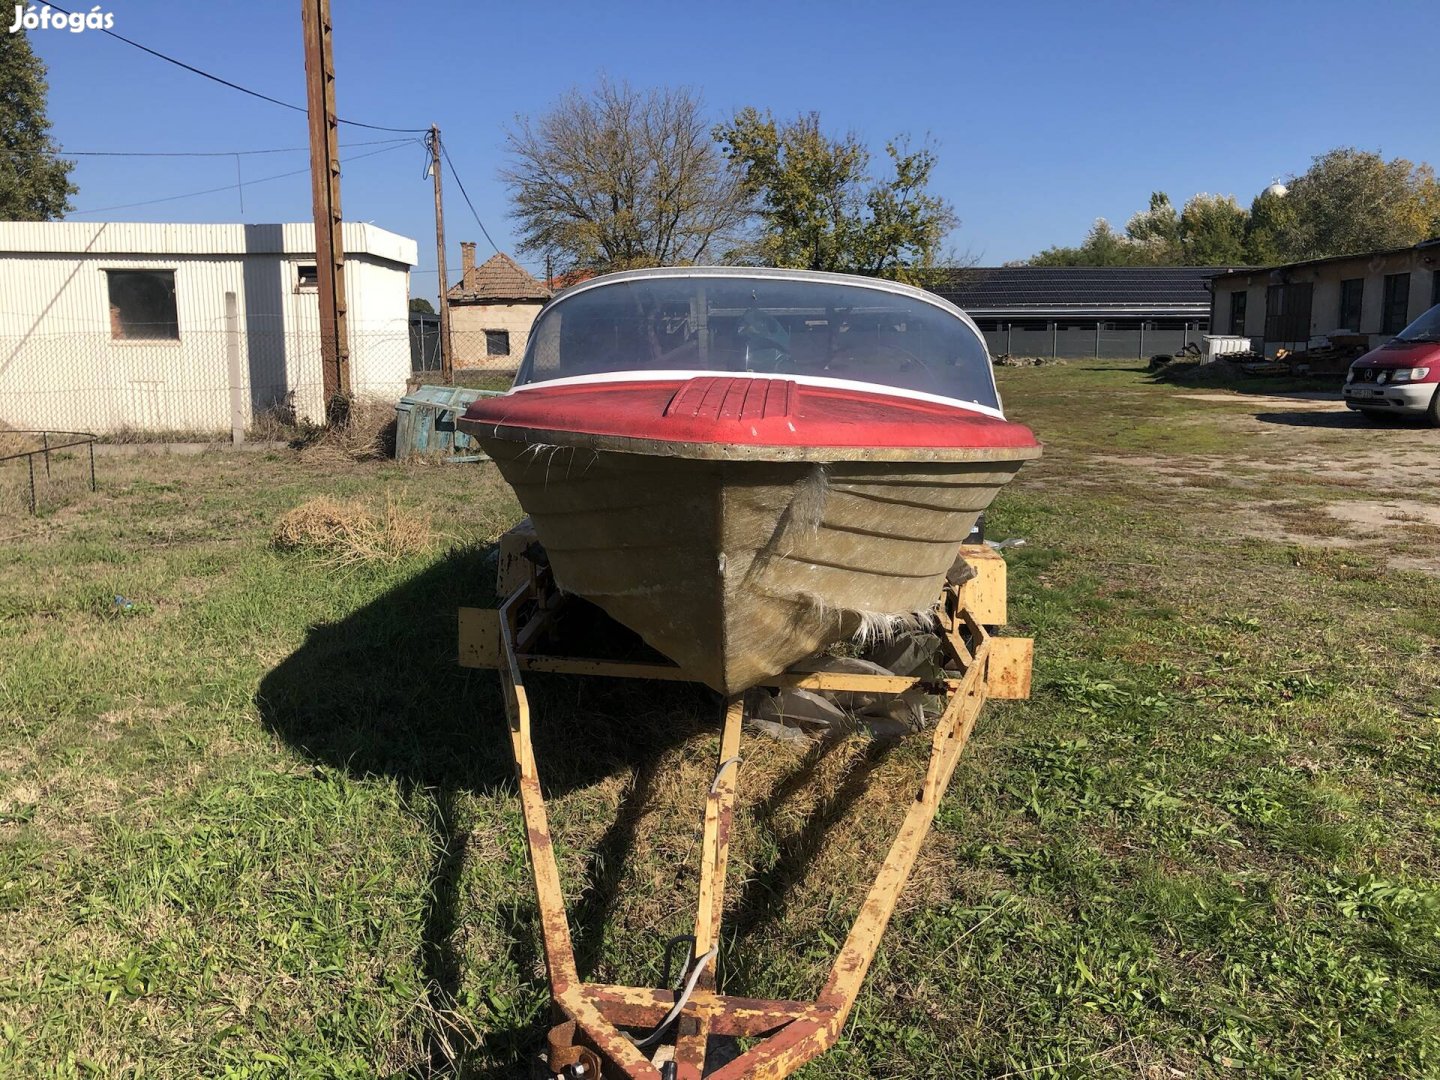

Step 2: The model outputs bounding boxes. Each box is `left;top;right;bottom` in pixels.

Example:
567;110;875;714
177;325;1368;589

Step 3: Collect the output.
1338;278;1364;331
106;270;179;340
1382;273;1410;334
1228;290;1247;335
296;264;319;291
1264;282;1312;347
485;330;510;357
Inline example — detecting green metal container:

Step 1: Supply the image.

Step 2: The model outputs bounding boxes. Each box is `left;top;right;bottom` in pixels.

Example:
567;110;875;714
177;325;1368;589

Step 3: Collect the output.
394;385;501;462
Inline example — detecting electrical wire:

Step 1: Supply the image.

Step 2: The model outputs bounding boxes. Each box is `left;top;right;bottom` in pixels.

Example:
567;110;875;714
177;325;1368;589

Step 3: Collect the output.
630;946;718;1050
0;138;412;160
66;139;414;158
439;143;500;255
65;141;416;216
44;2;427;134
66;168;308;215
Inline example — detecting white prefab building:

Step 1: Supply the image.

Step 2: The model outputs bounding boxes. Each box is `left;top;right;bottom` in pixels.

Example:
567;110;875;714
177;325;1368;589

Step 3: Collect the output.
0;221;418;433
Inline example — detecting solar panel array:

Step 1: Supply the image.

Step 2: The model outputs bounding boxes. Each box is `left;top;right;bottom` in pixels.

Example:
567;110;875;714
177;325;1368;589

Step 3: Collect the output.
930;266;1231;313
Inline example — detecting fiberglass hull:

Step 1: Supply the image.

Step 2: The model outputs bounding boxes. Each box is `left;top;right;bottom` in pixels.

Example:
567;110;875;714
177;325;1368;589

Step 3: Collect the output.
475;433;1035;695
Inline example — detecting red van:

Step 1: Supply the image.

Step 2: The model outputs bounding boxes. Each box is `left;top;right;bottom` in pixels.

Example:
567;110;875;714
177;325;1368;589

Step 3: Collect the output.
1344;303;1440;425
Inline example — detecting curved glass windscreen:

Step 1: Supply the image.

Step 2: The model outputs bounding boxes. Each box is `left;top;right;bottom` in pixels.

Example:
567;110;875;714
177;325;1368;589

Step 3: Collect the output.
516;275;999;410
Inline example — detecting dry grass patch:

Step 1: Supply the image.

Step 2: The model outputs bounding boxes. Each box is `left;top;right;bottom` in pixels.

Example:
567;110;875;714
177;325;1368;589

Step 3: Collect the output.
272;496;434;565
0;427;41;457
294;396;398;463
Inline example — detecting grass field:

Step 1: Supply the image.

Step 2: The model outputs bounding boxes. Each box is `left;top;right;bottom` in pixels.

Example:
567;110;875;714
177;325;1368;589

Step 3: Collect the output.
3;361;1439;1078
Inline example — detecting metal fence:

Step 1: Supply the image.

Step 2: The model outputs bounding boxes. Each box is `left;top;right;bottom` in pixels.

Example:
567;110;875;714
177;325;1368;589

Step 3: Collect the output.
974;319;1206;361
0;318;521;436
0;430;97;515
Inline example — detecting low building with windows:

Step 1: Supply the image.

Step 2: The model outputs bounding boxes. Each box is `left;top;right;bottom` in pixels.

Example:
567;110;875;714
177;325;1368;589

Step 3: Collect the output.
0;221;417;433
1208;239;1440;355
446;246;550;368
929;266;1230;360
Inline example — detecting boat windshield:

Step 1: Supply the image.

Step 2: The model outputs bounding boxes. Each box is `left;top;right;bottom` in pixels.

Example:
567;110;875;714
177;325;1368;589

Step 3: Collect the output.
515;274;999;410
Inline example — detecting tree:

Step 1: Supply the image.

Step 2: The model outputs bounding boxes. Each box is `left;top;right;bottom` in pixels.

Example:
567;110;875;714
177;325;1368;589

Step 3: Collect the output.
1179;193;1249;264
1028;219;1155;266
0;29;75;220
1026;145;1440;268
408;297;435;314
1125;192;1181;261
501;79;748;273
1272;148;1439;260
714;108;957;282
1243;186;1295;265
1032;193;1246;266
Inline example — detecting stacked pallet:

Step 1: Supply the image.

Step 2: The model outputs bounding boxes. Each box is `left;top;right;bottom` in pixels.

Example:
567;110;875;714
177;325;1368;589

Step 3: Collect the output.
1282;342;1367;376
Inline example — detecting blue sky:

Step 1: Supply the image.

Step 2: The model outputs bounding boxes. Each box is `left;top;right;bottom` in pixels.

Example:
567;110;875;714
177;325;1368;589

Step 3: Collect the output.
26;0;1440;302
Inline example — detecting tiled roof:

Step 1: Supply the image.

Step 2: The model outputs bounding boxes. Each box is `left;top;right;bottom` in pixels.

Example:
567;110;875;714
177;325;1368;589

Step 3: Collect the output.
448;252;550;303
929;266;1239;316
547;268;597;292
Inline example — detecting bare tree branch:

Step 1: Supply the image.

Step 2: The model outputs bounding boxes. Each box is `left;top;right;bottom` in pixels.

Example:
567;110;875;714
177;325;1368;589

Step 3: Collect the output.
501;78;750;274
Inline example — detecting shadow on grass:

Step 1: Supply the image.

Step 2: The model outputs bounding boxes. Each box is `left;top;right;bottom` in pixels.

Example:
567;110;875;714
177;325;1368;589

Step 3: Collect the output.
728;736;893;944
1253;409;1418;429
255;544;913;1074
254;542;715;1074
1146;365;1343;398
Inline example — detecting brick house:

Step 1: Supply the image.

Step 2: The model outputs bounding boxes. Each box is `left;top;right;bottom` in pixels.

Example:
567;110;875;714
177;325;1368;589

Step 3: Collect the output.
446;245;550;368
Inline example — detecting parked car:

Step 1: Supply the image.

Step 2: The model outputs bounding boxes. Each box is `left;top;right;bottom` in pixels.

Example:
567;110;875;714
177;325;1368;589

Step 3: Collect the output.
1344;303;1440;425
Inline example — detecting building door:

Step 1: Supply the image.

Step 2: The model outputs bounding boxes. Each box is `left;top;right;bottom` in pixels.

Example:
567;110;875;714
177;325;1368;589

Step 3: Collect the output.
1264;282;1312;351
1228;291;1247;335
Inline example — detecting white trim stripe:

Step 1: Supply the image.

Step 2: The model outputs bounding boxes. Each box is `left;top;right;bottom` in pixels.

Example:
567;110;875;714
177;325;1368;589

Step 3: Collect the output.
505;370;1008;421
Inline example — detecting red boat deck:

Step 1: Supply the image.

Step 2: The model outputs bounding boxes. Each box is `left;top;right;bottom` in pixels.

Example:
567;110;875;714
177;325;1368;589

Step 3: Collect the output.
462;376;1039;451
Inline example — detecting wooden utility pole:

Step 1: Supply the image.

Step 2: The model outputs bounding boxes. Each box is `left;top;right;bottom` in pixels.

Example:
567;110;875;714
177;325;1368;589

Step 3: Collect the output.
427;125;453;383
301;0;350;420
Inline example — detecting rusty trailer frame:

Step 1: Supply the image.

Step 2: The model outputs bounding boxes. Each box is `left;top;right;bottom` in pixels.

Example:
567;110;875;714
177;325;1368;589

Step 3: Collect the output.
459;544;1031;1079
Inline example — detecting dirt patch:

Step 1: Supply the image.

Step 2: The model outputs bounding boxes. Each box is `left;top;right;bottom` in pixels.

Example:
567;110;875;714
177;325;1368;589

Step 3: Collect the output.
1089;436;1440;573
1325;500;1440;534
1176;392;1342;408
1227;496;1440;575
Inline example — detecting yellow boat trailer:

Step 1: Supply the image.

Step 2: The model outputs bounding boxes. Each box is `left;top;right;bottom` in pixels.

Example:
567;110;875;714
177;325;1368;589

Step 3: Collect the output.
459;525;1032;1080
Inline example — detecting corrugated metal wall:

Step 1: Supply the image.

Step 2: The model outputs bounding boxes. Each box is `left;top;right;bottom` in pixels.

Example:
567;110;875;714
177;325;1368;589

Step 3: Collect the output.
977;319;1202;361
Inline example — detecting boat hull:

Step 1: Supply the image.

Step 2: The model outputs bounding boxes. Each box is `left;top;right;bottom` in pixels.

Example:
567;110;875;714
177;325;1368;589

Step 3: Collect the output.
478;437;1030;695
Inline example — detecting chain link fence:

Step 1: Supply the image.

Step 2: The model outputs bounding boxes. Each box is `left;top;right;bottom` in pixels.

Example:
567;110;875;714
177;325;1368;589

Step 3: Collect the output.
0;317;521;437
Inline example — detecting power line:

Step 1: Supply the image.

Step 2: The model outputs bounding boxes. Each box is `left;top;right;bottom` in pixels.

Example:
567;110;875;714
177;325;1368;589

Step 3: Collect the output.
439;144;500;255
410;260;549;277
65;141;415;216
65;138;414;158
45;3;427;134
67;169;309;215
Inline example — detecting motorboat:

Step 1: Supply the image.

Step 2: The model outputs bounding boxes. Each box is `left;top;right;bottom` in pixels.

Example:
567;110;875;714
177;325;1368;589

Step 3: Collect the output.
457;268;1040;696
